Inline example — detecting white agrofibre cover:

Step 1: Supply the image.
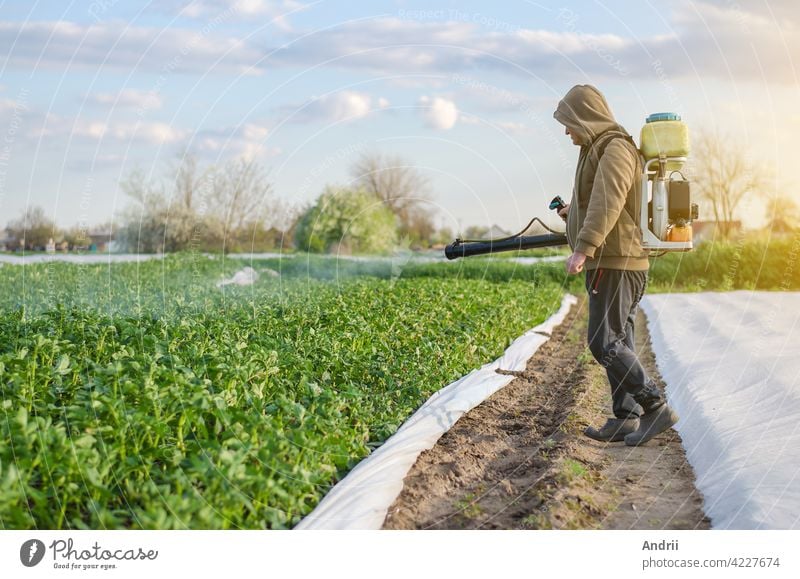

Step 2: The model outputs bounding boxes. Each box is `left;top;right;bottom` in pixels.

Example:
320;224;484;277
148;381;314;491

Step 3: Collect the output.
296;294;578;530
641;291;800;530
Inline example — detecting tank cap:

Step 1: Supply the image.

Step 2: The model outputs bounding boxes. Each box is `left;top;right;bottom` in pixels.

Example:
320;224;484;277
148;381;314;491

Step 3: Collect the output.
646;112;681;123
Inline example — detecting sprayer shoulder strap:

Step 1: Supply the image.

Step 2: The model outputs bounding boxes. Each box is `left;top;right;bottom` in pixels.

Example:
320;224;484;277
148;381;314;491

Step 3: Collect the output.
590;130;637;163
587;130;640;223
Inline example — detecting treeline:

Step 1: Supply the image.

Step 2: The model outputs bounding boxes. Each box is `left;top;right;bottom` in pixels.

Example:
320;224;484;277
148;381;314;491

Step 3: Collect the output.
3;152;457;254
3;206;83;252
116;155;293;254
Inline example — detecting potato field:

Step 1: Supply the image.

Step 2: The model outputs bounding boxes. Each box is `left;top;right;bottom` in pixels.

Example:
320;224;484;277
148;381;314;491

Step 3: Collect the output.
0;256;567;529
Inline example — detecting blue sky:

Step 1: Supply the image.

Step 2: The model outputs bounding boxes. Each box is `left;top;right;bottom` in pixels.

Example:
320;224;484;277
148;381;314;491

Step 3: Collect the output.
1;0;798;233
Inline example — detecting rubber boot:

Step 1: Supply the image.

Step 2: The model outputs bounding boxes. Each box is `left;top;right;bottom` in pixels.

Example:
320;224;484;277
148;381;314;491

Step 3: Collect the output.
624;403;679;446
583;417;640;442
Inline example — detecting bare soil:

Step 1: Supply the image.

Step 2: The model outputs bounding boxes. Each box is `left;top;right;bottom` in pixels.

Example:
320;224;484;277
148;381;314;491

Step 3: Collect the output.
383;295;710;530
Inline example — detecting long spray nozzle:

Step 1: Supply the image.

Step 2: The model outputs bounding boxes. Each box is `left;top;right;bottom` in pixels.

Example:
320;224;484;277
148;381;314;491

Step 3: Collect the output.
444;233;568;260
444;196;569;260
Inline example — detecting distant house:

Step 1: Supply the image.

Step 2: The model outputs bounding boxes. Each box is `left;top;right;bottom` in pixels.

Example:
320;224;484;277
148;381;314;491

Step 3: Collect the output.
485;224;511;239
88;230;115;252
492;221;552;238
522;220;553;236
0;229;21;252
461;222;552;242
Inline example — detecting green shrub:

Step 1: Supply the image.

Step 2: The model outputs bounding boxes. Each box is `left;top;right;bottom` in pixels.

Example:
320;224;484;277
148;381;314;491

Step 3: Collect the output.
294;187;398;255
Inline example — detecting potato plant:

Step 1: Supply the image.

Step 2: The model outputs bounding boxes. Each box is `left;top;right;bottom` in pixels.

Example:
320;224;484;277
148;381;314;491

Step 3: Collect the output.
0;256;564;528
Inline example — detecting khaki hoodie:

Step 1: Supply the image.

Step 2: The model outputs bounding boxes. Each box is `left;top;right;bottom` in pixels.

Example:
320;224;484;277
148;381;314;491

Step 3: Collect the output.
554;85;649;271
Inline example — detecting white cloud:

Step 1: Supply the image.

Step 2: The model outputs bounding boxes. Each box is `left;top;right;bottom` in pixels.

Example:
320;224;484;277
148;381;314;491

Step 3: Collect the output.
316;91;371;122
270;17;638;78
194;136;280;159
11;101;278;166
89;89;163;110
72;121;186;144
179;0;305;29
267;10;799;83
193;122;279;159
661;0;800;83
24;102;275;159
0;20;264;74
419;96;458;130
29;114;183;144
240;123;269;140
288;90;388;124
4;8;797;83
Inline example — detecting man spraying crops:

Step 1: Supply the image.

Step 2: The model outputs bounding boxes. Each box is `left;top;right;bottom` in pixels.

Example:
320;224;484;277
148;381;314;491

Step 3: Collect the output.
553;85;679;446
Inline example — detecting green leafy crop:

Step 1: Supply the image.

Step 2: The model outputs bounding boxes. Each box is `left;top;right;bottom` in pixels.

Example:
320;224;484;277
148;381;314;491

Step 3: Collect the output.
0;255;564;529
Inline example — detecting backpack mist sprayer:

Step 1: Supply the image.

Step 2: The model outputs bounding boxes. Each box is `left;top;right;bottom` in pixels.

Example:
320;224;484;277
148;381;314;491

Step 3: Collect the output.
444;113;698;260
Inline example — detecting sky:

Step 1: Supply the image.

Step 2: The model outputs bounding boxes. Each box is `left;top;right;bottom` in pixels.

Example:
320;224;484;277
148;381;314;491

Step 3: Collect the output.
1;0;799;234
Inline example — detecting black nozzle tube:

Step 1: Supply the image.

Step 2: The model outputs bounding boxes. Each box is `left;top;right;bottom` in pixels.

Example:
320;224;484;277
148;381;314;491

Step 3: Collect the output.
444;233;568;260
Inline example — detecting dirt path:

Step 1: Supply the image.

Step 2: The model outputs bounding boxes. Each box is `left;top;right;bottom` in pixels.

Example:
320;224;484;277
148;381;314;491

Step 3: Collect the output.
383;296;710;530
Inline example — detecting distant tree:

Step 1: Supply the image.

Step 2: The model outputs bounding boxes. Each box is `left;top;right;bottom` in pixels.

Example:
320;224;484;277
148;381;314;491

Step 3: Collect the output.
205;157;287;251
692;131;771;239
403;206;437;247
294;187;398;254
463;225;489;240
6;206;58;250
116;168;195;253
431;226;454;247
171;153;205;212
61;225;91;249
118;154;293;253
350;152;433;240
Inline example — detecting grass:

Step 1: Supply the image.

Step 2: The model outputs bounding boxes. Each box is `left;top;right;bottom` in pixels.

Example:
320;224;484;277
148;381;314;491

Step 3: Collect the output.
559;458;589;482
647;233;800;292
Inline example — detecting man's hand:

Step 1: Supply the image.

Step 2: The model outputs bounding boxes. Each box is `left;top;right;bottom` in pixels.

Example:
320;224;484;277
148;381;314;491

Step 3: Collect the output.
566;251;587;274
557;203;570;222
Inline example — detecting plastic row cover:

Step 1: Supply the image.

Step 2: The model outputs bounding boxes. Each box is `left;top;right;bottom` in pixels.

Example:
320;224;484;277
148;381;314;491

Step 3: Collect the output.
296;294;578;530
641;292;800;529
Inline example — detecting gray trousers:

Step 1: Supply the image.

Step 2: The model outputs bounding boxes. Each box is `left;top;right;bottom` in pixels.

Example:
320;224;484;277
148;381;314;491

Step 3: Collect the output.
585;268;664;419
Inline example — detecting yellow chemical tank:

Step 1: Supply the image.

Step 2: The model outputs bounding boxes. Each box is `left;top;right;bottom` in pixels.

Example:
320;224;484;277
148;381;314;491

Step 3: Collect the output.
640;113;690;173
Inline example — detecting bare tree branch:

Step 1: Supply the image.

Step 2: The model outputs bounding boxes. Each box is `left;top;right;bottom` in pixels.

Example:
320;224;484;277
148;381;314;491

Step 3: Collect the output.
350;151;437;245
119;154;293;253
350;152;430;221
691;130;770;238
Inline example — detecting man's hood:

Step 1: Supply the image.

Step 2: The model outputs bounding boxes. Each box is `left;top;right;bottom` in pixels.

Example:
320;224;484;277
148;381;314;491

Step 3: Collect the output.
553;85;626;144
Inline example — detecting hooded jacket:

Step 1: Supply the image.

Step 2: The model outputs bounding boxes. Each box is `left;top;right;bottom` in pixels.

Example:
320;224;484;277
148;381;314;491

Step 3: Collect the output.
554;85;649;271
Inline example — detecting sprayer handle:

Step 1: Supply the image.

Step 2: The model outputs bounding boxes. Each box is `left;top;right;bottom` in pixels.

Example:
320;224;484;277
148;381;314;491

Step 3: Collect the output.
549;196;567;211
